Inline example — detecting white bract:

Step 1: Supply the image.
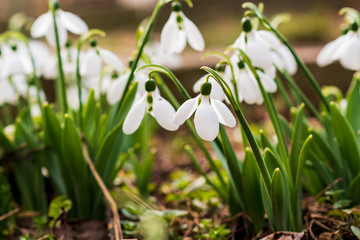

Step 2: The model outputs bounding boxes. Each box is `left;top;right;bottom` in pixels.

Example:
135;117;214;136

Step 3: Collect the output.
31;4;88;47
123;79;178;134
160;2;205;55
317;23;360;71
174;82;236;141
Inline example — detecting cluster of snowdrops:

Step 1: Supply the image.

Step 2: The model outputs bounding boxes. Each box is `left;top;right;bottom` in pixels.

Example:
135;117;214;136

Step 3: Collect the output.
1;0;360;238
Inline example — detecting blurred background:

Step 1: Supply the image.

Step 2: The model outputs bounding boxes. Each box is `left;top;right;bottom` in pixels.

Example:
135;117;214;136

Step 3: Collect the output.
1;0;360;111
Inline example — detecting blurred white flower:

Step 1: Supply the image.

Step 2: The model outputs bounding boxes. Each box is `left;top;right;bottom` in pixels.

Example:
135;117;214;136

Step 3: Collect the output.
66;85;88;110
317;23;360;71
160;2;205;55
271;44;297;75
123;79;178;134
146;42;183;68
31;5;88;47
174;82;236;141
81;41;124;79
225;55;277;105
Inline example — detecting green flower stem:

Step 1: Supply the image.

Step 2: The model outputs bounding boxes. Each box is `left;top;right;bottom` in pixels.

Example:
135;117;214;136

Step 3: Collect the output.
107;0;165;129
239;50;290;173
281;70;322;120
243;2;330;111
51;3;68;115
202;66;272;196
274;75;293;109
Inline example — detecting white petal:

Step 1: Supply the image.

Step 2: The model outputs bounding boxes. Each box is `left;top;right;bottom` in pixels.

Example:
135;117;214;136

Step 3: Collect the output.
152;96;179;131
182;13;205;51
134;72;148;95
99;48;124;72
106;77;127;104
212;99;236;127
81;49;102;77
175;30;187;53
256;30;282;50
42;56;57;79
173;95;199;125
31;12;52;38
257;70;277;93
234;32;246;48
338;33;360;71
194;96;219;141
192;75;207;94
278;45;297;75
316;34;347;67
238;71;263;105
123;94;146;134
160;12;180;55
12;74;28;96
245;40;273;69
59;10;88;35
46;18;68;47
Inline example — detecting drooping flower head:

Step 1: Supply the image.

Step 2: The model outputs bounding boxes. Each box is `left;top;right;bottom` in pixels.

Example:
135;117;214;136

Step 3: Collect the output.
160;1;205;55
317;21;360;71
174;80;236;141
123;78;179;134
31;1;88;47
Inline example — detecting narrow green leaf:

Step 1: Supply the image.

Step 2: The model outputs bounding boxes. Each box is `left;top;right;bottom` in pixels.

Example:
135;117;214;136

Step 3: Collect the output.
82;89;96;134
43;103;62;156
351;225;360;239
347;172;360;205
264;148;280;176
271;168;288;231
0;126;15;152
242;148;265;233
346;76;360;137
330;102;360;178
294;135;313;194
289;104;305;177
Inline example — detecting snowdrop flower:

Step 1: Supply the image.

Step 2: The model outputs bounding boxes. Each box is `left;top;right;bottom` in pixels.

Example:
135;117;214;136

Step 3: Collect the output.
81;40;124;79
225;56;277;105
30;2;88;47
66;85;88;110
317;22;360;71
123;78;178;134
174;81;236;141
0;43;31;79
106;71;148;104
160;2;205;55
145;42;183;68
271;44;297;75
234;18;281;70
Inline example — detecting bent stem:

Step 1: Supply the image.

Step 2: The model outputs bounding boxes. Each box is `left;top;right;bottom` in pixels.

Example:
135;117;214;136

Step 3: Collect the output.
82;144;123;240
243;2;330;111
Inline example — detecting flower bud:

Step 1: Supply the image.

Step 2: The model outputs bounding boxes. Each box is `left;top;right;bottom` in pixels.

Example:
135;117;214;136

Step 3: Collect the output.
145;79;156;92
200;82;212;96
172;2;182;12
242;18;252;33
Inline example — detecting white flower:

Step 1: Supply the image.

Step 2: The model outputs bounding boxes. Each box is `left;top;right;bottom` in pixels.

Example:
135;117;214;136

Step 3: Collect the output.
106;71;147;105
271;44;297;75
123;79;178;134
317;23;360;71
225;55;277;105
81;45;124;79
66;85;88;110
160;2;205;55
173;82;236;141
145;42;183;68
31;6;88;47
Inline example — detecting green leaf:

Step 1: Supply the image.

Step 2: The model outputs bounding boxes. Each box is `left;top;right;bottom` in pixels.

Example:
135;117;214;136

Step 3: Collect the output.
264;148;280;176
82;89;96;135
0;126;15;152
289;104;305;177
271;168;288;231
330;102;360;179
43;103;62;156
294;135;313;194
347;172;360;206
48;196;72;228
242;148;265;233
346;77;360;137
351;225;360;239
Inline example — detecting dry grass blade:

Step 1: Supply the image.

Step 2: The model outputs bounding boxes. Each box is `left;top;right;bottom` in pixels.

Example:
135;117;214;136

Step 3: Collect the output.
82;144;123;240
0;208;20;221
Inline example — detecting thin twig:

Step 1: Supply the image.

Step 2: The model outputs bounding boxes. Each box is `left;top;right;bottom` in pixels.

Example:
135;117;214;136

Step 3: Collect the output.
0;208;20;221
314;178;342;200
82;144;123;240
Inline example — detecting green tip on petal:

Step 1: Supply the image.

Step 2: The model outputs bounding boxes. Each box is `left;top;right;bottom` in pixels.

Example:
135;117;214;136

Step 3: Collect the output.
351;22;358;32
200;82;212;96
215;63;225;72
237;60;245;69
90;39;97;48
